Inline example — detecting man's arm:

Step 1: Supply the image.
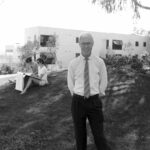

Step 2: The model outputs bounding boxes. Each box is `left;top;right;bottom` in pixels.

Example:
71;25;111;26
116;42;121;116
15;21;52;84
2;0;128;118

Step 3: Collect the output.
67;63;75;96
99;60;108;97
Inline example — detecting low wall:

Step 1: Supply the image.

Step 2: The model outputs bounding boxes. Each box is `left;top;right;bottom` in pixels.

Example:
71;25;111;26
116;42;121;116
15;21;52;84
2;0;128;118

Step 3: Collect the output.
0;74;17;86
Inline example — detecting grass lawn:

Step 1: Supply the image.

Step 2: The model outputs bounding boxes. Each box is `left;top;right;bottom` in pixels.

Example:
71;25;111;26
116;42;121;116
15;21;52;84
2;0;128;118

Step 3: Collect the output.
0;68;150;150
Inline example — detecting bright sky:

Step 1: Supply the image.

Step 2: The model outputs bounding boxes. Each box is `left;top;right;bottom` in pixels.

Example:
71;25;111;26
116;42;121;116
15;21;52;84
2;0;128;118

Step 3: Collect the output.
0;0;150;54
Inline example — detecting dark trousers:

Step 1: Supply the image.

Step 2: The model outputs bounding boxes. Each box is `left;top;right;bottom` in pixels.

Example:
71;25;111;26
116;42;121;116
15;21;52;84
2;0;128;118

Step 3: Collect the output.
71;94;110;150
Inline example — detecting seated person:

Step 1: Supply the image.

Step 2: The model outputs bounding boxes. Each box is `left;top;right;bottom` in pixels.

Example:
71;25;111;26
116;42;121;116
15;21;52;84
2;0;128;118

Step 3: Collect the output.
9;57;38;85
21;58;48;94
25;57;38;75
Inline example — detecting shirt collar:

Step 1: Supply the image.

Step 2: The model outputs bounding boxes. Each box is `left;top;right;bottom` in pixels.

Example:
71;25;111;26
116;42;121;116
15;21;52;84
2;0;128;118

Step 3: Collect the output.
80;54;93;60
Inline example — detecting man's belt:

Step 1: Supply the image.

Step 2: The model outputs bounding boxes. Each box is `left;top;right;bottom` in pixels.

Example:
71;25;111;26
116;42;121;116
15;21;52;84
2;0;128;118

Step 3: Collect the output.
73;93;99;100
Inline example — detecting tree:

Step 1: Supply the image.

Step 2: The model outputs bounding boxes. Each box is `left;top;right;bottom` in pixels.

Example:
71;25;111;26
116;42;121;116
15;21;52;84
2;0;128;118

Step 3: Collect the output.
18;35;40;61
92;0;150;18
18;41;34;60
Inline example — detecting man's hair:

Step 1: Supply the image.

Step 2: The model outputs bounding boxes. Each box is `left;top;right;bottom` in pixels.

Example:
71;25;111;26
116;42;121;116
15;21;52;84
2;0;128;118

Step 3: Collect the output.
25;57;32;63
79;32;94;44
37;58;45;64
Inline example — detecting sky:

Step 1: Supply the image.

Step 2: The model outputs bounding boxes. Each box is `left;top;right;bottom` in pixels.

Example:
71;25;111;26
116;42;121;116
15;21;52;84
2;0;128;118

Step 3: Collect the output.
0;0;150;54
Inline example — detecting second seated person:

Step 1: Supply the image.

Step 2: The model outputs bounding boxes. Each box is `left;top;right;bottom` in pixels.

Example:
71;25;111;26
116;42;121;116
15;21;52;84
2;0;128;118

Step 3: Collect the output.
25;57;38;75
21;58;48;94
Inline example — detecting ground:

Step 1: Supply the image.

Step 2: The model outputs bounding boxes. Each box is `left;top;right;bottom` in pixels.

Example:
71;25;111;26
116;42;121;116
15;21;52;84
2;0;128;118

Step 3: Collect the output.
0;67;150;150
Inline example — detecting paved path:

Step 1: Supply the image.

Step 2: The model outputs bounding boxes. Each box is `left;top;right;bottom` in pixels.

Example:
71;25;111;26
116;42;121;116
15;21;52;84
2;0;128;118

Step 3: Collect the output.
0;74;17;86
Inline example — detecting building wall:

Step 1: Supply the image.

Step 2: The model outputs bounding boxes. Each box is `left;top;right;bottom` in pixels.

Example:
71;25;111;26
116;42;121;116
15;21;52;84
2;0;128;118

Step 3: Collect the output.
0;55;8;64
5;45;20;64
25;27;81;67
146;36;150;54
0;45;20;66
25;26;149;67
0;55;16;68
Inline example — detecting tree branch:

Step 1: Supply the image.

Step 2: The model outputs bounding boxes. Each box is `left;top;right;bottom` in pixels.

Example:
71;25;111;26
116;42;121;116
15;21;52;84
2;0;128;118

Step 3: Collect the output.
133;0;150;10
0;0;5;6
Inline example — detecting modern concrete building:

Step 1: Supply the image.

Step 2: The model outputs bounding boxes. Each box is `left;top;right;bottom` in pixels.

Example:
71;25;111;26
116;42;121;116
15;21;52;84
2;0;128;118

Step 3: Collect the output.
0;45;20;66
25;26;150;67
5;45;20;64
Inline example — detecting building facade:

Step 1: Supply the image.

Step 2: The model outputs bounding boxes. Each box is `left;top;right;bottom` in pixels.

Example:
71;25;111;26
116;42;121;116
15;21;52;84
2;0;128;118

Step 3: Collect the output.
25;26;150;67
0;45;20;67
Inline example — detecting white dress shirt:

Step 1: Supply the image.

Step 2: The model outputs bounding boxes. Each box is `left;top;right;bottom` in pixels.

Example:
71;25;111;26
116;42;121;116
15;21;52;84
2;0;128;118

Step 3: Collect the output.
67;54;108;96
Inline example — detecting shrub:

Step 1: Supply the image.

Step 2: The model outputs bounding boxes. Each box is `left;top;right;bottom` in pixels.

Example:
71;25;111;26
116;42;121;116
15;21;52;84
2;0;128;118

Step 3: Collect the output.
105;55;129;67
130;55;143;71
0;64;14;75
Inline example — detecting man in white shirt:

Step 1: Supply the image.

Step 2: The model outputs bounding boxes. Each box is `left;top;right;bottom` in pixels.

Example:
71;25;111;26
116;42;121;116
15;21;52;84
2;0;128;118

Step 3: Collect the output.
67;32;111;150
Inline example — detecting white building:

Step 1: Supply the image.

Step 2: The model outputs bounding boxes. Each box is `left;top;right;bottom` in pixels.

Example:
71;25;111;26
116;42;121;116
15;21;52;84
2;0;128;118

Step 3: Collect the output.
0;45;20;66
5;45;20;64
25;26;150;67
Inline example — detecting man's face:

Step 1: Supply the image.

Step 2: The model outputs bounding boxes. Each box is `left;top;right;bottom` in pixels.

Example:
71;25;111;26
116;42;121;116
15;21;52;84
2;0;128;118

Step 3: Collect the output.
79;34;94;58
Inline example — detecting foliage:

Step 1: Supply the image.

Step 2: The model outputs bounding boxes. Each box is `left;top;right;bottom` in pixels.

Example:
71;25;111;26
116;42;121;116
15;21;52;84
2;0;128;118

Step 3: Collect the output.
105;55;129;67
0;64;14;75
130;55;143;71
40;52;56;64
18;41;35;61
92;0;150;19
105;54;144;71
18;35;40;62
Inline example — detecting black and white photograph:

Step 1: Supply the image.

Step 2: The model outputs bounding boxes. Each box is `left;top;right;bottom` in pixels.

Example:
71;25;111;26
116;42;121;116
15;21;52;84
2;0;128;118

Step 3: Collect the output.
0;0;150;149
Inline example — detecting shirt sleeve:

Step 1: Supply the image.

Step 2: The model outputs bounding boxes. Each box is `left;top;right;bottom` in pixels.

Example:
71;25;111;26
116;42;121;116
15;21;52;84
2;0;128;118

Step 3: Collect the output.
99;60;108;96
39;67;47;78
67;63;75;96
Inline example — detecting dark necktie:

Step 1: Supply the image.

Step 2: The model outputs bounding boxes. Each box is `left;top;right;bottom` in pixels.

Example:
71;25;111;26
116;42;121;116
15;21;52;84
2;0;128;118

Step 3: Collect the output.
84;57;90;98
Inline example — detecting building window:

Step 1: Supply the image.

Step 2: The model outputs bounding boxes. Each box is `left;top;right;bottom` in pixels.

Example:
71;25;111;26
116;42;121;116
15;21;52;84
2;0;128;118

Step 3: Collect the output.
112;40;123;50
135;41;139;46
143;42;146;47
76;37;79;43
106;40;109;49
75;53;80;57
40;35;56;47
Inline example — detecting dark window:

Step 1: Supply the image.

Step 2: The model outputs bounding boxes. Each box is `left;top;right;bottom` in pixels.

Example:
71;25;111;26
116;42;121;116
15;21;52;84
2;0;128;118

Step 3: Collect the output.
143;42;146;47
40;35;55;47
75;53;80;57
40;52;56;64
106;40;109;49
135;41;139;46
112;40;123;50
76;37;79;43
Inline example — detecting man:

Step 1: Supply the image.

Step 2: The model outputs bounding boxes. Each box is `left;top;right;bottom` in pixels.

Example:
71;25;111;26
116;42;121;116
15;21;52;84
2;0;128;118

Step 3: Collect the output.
67;32;110;150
